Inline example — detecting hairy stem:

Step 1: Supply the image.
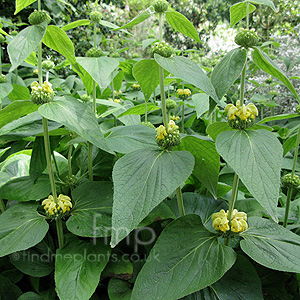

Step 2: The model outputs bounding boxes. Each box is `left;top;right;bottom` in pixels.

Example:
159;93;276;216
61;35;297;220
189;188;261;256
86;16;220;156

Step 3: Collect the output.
56;218;64;249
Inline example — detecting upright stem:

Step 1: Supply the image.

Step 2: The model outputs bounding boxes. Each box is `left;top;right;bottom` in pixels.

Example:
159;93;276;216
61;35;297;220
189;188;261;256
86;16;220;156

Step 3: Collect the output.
240;64;247;106
93;23;97;47
68;145;73;179
56;218;64;249
145;101;148;122
181;105;185;133
159;66;168;127
159;13;163;42
283;127;300;227
93;81;97;115
224;173;239;246
0;45;2;74
38;44;43;85
176;187;185;216
246;2;249;30
88;142;93;182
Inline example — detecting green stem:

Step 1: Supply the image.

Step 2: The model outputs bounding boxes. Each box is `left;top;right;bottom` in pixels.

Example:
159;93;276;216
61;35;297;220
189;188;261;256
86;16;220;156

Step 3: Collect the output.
93;23;97;47
181;104;184;133
93;80;97;116
176;187;185;217
52;152;60;178
159;13;163;42
283;187;293;228
159;66;168;127
38;0;41;10
0;199;5;213
291;127;300;177
56;218;64;248
0;44;2;74
224;173;239;246
246;2;249;30
88;142;93;181
15;68;18;84
38;43;43;85
240;64;247;106
68;145;73;179
42;117;58;201
145;101;148;122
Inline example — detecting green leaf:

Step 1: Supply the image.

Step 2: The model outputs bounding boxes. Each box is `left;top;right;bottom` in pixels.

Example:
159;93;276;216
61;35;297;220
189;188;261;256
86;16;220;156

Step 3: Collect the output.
154;55;219;104
206;122;233;141
66;182;113;238
102;254;133;279
106;125;157;154
283;134;297;156
132;59;160;101
10;241;54;277
0;83;13;99
8;23;47;71
18;292;44;300
241;217;300;272
0;203;49;257
15;0;36;14
183;255;263;300
178;136;220;198
62;19;91;31
252;47;299;101
0;275;22;299
76;57;119;90
247;0;276;11
0;175;51;201
8;84;31;101
55;236;111;300
211;48;246;99
230;2;256;26
29;136;47;181
165;11;201;43
216;130;283;220
131;214;236;300
43;25;76;65
38;96;113;154
24;51;38;66
191;93;209;118
112;70;124;91
0;101;37;128
108;279;132;300
111;149;195;247
257;113;297;124
117;103;159;117
117;7;154;29
101;20;130;35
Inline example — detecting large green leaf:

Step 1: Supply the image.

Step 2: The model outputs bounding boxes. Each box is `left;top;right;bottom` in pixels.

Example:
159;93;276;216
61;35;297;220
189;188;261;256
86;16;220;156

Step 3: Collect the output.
183;255;263;300
211;48;246;99
55;236;111;300
8;84;30;101
0;175;51;201
131;214;236;300
0;203;49;257
0;83;13;99
132;59;160;101
252;47;299;101
178;136;219;198
206;122;233;141
117;7;154;29
0;101;37;129
8;23;47;71
165;11;201;43
18;292;44;300
43;25;76;65
76;57;119;90
216;130;282;220
66;182;113;237
106;125;157;154
117;103;159;117
247;0;276;11
111;149;195;247
0;275;22;300
15;0;36;14
257;113;297;124
62;19;91;31
108;279;132;300
155;55;219;104
241;217;300;272
191;93;209;118
29;136;47;181
38;96;113;154
230;2;256;26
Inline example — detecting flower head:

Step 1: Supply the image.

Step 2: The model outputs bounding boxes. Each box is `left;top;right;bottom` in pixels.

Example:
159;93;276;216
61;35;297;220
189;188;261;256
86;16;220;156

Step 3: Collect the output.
42;194;72;217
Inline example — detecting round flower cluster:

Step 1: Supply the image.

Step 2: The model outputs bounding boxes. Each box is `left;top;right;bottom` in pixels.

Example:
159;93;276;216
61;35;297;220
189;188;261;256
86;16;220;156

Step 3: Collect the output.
166;99;177;110
150;41;173;58
225;100;258;129
212;209;248;233
282;173;300;188
0;74;7;83
155;120;181;149
170;115;180;121
42;194;72;218
109;98;121;103
235;29;260;48
28;10;52;25
177;88;191;100
81;94;91;102
30;81;54;105
141;121;155;129
132;83;140;90
152;0;169;13
90;11;102;23
42;60;55;71
86;47;105;57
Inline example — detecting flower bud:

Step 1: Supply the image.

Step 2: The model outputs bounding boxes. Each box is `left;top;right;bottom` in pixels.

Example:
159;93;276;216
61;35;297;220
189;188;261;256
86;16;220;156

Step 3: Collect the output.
132;83;140;90
235;29;260;48
265;76;273;84
28;10;52;25
0;74;7;83
80;94;91;102
282;173;300;189
155;120;181;149
132;53;140;58
0;34;5;43
42;60;55;71
90;11;102;23
153;0;169;13
11;30;18;36
269;90;278;97
177;88;191;100
141;121;155;129
111;52;120;58
166;99;177;110
85;47;105;57
170;115;180;121
150;41;173;58
30;81;55;105
42;194;72;218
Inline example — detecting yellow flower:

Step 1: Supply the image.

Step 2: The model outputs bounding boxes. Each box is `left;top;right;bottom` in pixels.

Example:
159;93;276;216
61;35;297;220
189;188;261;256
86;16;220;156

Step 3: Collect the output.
156;125;167;140
177;89;184;96
225;100;258;121
170;115;180;121
183;89;191;97
167;120;179;133
31;81;40;90
212;209;229;232
114;99;121;103
43;81;53;94
42;194;72;216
